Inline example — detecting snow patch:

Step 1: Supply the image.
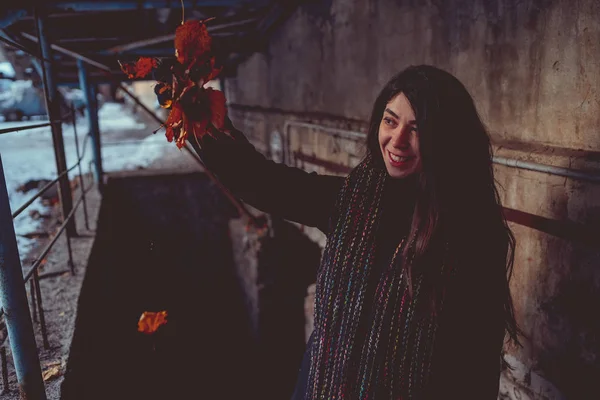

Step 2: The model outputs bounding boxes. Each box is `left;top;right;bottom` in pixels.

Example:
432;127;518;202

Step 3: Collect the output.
0;102;164;263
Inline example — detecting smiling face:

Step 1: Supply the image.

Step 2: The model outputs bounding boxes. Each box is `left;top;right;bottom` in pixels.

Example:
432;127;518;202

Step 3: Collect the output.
378;92;422;179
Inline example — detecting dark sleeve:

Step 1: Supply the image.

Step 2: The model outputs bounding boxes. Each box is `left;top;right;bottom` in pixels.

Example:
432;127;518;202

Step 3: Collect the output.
189;124;345;235
426;242;506;399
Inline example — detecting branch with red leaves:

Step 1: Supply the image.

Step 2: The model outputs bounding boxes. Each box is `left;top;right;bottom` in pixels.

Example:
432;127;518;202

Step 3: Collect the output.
119;19;270;238
119;19;227;148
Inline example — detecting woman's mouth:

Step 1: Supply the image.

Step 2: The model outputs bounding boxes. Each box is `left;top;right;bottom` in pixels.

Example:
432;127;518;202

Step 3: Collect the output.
388;151;413;167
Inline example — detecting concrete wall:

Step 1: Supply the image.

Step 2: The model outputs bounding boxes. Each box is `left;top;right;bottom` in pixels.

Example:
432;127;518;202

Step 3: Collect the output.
224;1;600;398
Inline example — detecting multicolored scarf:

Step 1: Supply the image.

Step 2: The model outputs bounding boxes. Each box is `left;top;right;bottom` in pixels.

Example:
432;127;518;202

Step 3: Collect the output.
306;156;444;399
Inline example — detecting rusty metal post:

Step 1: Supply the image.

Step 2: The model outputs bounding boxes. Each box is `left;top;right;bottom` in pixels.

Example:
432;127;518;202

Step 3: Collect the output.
65;231;75;275
1;346;8;394
32;271;49;350
29;280;37;323
71;103;90;230
0;155;47;399
34;8;76;237
77;60;104;193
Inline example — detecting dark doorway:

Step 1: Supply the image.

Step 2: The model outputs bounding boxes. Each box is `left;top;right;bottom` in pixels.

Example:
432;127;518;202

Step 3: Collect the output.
61;172;258;400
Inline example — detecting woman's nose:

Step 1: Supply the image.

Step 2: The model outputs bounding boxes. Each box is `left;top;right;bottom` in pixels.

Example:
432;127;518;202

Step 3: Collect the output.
390;126;410;148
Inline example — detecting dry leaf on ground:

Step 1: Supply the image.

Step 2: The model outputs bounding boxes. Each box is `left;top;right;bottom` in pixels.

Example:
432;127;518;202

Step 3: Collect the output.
42;365;61;381
137;311;168;334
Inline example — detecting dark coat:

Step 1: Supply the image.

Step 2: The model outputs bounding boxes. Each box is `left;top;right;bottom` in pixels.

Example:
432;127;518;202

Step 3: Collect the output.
193;127;506;399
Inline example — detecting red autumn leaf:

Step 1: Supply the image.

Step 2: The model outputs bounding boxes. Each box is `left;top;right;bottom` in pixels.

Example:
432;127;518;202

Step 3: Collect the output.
137;311;168;335
121;18;228;148
155;82;173;108
191;119;209;142
175;20;211;67
204;57;223;84
178;110;191;149
134;57;158;78
119;61;137;79
119;57;158;79
165;103;183;144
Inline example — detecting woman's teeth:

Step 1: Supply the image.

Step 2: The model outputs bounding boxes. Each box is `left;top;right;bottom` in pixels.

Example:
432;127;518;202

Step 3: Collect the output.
390;153;410;162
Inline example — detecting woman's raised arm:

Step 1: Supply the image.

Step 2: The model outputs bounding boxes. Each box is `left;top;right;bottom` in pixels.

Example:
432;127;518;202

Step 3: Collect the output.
188;120;344;235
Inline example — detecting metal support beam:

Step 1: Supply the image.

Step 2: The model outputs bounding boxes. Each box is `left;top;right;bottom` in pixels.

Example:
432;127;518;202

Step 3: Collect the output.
34;9;76;236
30;58;43;80
53;1;256;12
77;59;104;192
103;18;258;54
0;155;47;400
20;31;111;72
116;84;261;225
0;9;27;29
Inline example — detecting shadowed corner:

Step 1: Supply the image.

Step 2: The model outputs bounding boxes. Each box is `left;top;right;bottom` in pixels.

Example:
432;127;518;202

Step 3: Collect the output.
59;171;263;400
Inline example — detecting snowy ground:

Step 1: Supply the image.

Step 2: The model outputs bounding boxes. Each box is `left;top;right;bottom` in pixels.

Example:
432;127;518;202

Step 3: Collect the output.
0;102;182;261
0;101;204;399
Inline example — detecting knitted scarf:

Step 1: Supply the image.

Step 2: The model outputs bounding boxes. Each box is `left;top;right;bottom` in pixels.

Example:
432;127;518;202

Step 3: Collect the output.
306;156;443;399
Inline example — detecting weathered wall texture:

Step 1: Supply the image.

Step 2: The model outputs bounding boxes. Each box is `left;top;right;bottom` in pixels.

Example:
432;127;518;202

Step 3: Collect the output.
225;1;600;399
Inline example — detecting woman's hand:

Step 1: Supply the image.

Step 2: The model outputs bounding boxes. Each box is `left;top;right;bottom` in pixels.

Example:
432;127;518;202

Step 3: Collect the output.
206;114;237;140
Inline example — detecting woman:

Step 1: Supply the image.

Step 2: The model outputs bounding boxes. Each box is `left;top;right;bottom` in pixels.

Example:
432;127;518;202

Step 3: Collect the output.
190;65;520;399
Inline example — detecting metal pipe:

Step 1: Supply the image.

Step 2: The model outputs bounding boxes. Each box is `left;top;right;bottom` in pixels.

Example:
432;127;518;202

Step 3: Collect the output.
29;280;37;323
116;84;163;126
65;230;75;275
53;1;248;12
284;121;366;141
0;121;62;136
0;155;47;399
21;31;112;72
11;139;89;219
0;30;54;72
71;104;90;230
78;60;104;192
104;18;259;54
12;25;270;227
282;120;364;167
38;270;71;280
32;271;49;349
0;9;27;29
102;139;175;146
283;120;600;184
0;346;8;394
35;9;76;237
22;184;93;284
115;84;261;225
492;156;600;184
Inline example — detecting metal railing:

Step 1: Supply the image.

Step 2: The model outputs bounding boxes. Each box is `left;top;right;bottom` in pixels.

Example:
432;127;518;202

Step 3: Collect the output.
0;9;271;399
281;120;599;247
0;103;94;395
282;120;600;183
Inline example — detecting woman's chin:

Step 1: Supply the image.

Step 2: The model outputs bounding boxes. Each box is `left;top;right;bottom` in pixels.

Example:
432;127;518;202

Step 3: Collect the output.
386;166;417;179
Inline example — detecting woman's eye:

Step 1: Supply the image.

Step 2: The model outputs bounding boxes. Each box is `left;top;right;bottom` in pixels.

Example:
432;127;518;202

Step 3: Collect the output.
383;117;396;127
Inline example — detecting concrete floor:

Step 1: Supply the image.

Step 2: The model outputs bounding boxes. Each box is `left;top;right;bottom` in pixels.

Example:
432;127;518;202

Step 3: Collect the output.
0;127;248;400
59;170;258;400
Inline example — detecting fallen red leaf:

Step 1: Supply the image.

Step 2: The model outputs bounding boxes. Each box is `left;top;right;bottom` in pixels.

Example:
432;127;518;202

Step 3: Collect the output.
137;311;168;334
42;365;61;381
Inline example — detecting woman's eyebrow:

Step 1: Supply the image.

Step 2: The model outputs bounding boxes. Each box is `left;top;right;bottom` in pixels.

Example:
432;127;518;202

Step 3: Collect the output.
384;108;417;125
384;108;399;119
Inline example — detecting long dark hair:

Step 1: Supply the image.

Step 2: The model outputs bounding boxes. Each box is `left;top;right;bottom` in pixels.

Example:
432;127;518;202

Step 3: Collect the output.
366;65;520;345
